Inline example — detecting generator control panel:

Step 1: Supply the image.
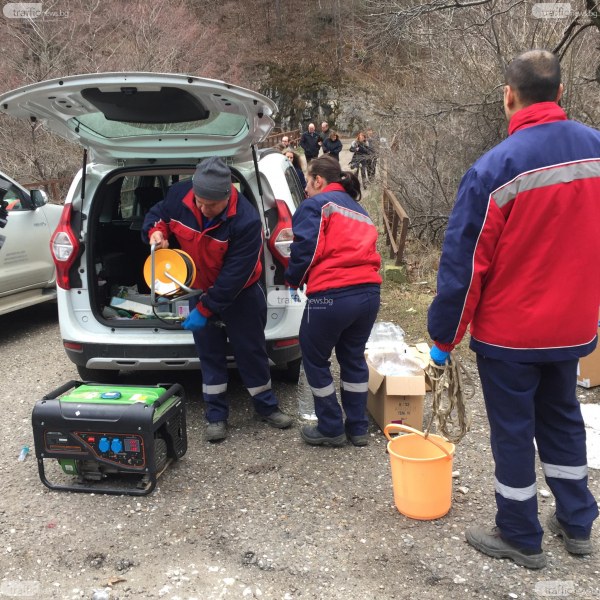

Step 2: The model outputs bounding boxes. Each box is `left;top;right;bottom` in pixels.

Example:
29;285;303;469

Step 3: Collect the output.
44;430;146;468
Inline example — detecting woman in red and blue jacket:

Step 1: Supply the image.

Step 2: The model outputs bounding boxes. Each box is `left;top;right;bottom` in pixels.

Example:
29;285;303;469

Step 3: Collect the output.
285;155;382;447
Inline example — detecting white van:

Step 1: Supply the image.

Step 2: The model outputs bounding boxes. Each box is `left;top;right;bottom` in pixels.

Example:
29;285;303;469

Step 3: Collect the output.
0;73;305;381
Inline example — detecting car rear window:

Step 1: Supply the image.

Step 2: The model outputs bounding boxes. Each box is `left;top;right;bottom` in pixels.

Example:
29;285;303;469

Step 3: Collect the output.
72;111;248;139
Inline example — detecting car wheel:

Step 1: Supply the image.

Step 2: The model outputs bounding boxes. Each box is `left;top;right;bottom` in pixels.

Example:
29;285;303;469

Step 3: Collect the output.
281;357;302;384
76;365;120;383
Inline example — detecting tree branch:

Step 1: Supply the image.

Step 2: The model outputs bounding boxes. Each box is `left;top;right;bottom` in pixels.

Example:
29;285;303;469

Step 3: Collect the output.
556;23;595;59
366;0;493;18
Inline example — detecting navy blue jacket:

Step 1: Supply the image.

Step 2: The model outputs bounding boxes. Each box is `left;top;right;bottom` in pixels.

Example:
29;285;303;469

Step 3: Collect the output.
428;103;600;362
322;137;343;161
142;180;263;317
300;131;320;159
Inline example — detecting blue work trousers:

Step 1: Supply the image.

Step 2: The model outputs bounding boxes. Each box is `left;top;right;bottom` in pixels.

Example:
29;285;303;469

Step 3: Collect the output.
192;283;278;423
477;355;598;550
300;285;380;437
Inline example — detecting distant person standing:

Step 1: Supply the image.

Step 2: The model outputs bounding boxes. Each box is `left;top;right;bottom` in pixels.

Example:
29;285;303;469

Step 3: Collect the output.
349;132;372;188
428;50;600;569
284;149;307;190
319;121;331;153
300;123;320;164
365;128;380;180
322;131;343;161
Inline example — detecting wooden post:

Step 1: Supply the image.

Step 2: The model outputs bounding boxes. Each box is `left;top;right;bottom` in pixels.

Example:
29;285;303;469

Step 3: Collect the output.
380;184;409;266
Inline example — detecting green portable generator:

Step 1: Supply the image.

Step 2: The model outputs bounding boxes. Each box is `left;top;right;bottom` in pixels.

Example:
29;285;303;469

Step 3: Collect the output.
32;381;187;495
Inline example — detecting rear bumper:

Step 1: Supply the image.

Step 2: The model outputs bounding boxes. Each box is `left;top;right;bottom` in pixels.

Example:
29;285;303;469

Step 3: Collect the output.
64;339;301;371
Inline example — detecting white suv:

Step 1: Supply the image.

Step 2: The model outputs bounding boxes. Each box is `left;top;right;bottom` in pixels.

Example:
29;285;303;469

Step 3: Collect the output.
0;170;61;315
0;73;305;381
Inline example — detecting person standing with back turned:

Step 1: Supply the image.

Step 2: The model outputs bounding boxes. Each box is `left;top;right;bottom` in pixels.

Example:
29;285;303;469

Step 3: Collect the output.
428;50;600;569
285;156;381;447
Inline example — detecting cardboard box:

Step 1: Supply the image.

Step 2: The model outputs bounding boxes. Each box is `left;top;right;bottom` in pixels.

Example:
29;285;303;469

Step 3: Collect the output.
408;343;432;391
367;360;426;432
578;315;600;388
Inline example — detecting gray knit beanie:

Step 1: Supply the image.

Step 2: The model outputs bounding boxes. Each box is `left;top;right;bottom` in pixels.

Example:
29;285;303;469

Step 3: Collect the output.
192;157;232;201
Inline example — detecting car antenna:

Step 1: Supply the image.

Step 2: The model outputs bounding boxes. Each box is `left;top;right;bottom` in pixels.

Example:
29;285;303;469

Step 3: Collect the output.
251;144;270;240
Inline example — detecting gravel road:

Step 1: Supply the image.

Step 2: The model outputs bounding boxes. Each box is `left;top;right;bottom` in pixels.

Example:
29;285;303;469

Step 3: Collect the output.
1;300;599;600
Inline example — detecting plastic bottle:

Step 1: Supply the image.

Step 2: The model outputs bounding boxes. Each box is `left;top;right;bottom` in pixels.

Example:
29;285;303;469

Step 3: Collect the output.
18;445;30;462
298;366;317;421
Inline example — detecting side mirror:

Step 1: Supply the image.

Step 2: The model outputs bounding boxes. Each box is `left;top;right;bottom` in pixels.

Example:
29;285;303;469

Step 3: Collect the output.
30;189;49;208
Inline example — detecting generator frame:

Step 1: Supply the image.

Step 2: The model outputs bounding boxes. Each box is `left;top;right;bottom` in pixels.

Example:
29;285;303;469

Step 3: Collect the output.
32;380;186;496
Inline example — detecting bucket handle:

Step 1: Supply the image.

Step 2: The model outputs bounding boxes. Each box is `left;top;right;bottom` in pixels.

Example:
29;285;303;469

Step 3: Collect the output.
384;423;453;459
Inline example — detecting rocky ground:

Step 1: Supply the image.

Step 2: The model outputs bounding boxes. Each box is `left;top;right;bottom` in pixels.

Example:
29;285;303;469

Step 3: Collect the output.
2;285;600;600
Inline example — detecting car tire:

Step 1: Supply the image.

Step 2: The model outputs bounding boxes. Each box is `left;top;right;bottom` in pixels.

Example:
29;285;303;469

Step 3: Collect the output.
281;357;302;384
76;365;120;383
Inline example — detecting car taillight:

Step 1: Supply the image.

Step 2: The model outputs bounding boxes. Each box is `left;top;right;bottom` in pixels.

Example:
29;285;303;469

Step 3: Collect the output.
63;341;83;352
268;199;294;267
273;338;299;348
50;203;80;290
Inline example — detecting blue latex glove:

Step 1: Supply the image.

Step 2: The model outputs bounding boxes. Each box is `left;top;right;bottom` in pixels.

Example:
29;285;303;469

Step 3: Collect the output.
181;308;207;331
430;345;450;366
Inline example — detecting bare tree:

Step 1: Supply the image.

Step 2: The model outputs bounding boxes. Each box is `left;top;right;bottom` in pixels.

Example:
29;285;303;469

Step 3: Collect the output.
353;0;600;244
0;0;212;186
0;0;597;217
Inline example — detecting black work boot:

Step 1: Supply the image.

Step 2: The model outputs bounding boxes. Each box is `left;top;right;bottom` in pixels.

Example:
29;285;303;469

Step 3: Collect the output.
346;432;369;447
465;526;547;569
260;409;293;429
206;421;227;442
300;425;346;447
547;513;593;555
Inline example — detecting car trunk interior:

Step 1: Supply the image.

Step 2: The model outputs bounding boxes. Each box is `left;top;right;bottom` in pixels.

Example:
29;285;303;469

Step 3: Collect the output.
85;166;268;328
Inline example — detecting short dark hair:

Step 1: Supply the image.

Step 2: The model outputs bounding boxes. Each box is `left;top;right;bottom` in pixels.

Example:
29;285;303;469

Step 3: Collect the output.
504;50;561;105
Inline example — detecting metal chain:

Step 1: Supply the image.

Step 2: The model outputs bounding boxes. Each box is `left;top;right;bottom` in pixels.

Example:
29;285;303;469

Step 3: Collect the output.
424;352;474;443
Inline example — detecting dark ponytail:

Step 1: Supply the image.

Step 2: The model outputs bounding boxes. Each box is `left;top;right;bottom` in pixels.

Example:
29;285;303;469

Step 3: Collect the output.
308;155;362;201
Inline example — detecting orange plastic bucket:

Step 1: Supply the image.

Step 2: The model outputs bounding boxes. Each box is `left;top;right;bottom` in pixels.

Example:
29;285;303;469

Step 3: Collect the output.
384;424;455;520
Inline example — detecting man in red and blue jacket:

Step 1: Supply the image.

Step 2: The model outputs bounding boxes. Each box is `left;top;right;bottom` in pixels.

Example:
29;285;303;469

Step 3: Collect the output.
428;50;600;568
143;157;292;442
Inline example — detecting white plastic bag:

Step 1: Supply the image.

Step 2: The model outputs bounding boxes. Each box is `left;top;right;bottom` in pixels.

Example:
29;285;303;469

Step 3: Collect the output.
365;321;422;376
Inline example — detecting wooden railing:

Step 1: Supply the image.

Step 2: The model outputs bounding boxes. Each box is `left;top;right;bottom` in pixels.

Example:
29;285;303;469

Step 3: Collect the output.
259;128;301;149
381;187;409;265
380;158;409;265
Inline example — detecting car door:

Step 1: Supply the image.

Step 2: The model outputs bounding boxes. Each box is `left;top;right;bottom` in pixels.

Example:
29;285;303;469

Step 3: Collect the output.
0;175;56;295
